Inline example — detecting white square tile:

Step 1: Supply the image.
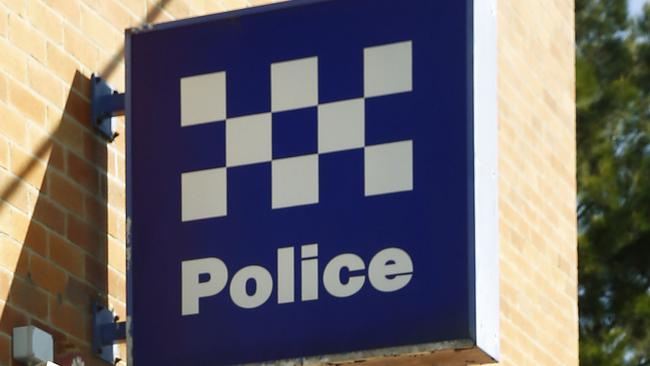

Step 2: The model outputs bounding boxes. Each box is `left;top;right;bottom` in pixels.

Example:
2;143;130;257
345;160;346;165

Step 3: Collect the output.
271;57;318;112
226;113;272;167
318;98;365;153
364;41;413;98
272;155;319;209
364;140;413;196
181;168;227;221
181;72;227;127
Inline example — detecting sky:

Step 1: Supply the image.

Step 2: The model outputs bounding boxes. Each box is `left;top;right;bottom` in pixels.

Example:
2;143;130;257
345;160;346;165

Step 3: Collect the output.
628;0;649;17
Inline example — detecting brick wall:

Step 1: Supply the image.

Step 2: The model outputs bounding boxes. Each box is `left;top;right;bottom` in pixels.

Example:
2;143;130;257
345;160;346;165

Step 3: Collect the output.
0;0;576;365
496;0;578;365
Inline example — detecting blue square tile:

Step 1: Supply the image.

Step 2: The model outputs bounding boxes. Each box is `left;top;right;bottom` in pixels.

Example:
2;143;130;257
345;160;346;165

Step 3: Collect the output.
178;122;226;172
272;107;317;159
365;93;416;146
318;47;363;104
227;63;271;117
227;163;271;218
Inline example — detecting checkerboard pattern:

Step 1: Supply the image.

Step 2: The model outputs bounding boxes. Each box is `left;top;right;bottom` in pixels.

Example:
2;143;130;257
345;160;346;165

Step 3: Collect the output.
181;41;414;222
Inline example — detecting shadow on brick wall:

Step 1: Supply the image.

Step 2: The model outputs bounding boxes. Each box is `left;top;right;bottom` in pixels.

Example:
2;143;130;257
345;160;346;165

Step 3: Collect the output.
0;2;206;364
0;71;112;366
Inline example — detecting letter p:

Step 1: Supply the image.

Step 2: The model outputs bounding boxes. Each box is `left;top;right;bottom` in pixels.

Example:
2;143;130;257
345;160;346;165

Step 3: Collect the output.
182;258;228;316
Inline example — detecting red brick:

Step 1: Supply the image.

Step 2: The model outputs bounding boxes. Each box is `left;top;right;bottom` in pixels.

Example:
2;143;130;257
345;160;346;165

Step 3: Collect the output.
63;276;97;310
53;340;79;362
50;297;85;340
63;90;92;127
23;222;48;257
84;255;107;293
30;254;68;296
32;196;66;235
83;131;107;169
8;277;48;320
56;117;85;155
84;194;107;230
49;234;84;277
48;172;83;212
67;152;99;195
67;214;103;259
72;73;92;100
0;334;10;366
49;142;66;172
0;303;28;335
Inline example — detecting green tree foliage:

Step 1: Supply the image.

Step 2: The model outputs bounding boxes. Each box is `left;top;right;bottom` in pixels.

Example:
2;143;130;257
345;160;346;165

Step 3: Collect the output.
576;0;650;364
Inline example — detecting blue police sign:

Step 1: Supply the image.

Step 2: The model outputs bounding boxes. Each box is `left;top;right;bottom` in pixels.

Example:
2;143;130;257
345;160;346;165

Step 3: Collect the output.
126;0;499;364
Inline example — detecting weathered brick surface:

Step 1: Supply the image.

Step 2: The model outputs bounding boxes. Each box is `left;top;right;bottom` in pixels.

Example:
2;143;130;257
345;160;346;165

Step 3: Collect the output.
0;0;576;365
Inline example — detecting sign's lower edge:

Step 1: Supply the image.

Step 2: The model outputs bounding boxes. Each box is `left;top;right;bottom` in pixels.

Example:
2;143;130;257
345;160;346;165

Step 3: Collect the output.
238;339;495;366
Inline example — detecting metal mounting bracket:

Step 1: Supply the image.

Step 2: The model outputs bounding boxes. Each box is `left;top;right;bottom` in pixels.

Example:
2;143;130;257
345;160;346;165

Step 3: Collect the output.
92;302;126;364
91;74;125;142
